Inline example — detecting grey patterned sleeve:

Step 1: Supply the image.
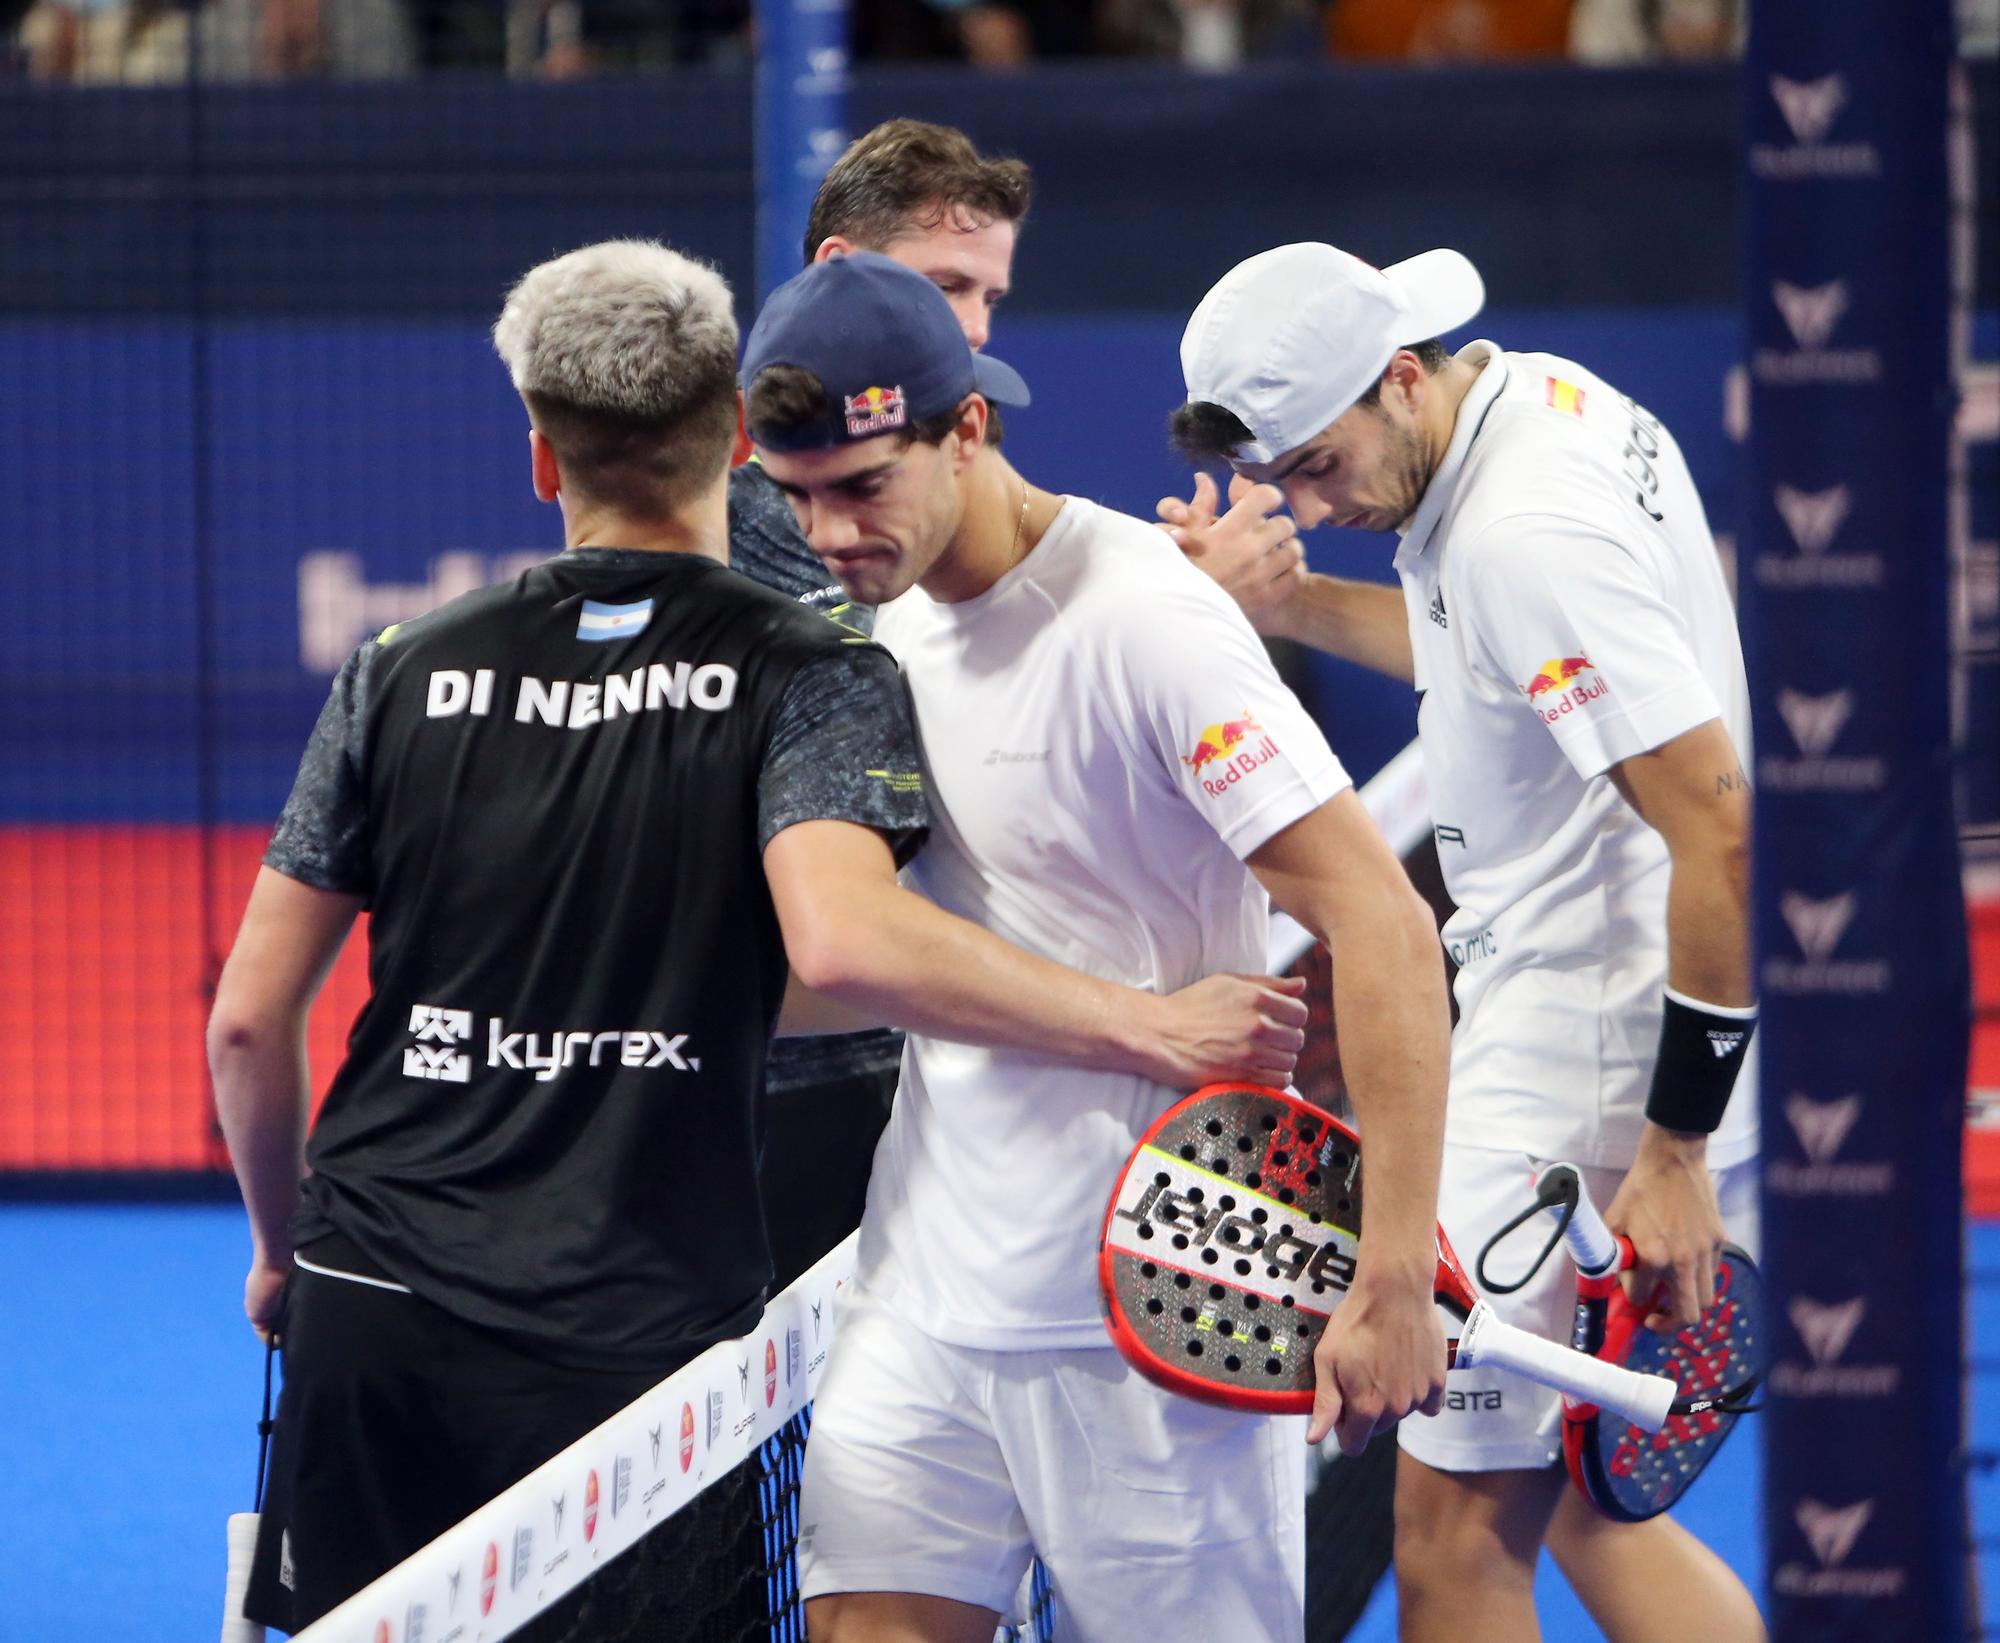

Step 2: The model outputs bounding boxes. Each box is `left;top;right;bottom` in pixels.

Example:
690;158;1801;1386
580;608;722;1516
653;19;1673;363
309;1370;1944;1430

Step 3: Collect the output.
757;644;929;864
263;643;375;895
729;462;839;601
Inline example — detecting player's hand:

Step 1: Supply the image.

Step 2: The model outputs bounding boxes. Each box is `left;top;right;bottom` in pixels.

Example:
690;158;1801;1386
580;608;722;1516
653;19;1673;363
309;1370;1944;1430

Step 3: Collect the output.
1307;1257;1447;1453
245;1254;290;1345
1156;474;1307;634
1142;972;1307;1090
1603;1124;1723;1333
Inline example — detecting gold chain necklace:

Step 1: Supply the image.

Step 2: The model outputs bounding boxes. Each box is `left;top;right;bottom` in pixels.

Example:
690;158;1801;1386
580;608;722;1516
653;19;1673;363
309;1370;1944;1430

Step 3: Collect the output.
1011;476;1030;564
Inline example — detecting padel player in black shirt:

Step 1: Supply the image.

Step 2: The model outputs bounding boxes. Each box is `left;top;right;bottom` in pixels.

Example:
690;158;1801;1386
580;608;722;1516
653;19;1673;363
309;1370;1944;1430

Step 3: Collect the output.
211;237;1307;1635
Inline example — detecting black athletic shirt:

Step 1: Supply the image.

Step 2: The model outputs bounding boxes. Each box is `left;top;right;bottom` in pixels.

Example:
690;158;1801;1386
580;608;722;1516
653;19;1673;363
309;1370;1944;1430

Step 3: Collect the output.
727;462;907;1093
266;547;927;1374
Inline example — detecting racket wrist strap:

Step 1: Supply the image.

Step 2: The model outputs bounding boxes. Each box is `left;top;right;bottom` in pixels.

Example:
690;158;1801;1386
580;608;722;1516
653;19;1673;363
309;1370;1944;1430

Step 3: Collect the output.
1643;987;1756;1136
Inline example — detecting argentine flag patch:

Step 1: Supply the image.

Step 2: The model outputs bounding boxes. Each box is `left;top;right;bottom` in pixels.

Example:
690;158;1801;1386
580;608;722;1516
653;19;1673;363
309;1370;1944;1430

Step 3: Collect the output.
576;598;654;643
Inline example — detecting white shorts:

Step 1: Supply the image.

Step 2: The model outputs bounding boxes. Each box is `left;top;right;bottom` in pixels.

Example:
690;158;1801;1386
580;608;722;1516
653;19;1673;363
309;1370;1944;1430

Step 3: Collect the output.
1397;1141;1761;1475
797;1286;1308;1643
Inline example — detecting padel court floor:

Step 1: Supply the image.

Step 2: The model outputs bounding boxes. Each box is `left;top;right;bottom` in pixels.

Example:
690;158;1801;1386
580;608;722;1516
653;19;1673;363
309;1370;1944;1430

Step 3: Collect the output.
0;1204;1987;1641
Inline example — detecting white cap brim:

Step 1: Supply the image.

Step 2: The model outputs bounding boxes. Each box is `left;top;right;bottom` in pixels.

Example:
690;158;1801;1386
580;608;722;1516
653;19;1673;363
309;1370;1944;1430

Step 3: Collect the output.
1382;249;1485;347
1180;243;1486;466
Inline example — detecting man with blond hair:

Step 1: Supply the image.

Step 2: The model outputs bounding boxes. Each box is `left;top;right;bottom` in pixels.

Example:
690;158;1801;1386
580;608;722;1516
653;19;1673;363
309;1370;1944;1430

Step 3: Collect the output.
211;237;1303;1633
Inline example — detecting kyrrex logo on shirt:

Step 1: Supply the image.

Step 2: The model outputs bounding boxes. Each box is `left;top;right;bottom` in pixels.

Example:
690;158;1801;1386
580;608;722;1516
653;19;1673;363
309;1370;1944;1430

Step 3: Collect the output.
403;1002;698;1084
404;1004;474;1083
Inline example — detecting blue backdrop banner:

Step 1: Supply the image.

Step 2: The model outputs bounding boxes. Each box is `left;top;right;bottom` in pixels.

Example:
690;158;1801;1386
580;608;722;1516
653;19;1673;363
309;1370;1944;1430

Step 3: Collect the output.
1743;3;1971;1636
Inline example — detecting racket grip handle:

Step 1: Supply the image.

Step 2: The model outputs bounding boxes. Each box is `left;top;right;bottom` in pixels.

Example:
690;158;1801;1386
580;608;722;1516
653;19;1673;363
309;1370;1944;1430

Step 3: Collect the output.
1454;1302;1678;1433
223;1512;266;1643
1535;1164;1623;1278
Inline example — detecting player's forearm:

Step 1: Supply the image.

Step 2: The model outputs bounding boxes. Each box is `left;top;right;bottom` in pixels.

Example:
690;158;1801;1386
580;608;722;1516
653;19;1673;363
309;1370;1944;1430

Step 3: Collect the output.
1663;833;1753;1009
785;880;1158;1075
1266;575;1414;682
208;1014;311;1263
1326;896;1451;1266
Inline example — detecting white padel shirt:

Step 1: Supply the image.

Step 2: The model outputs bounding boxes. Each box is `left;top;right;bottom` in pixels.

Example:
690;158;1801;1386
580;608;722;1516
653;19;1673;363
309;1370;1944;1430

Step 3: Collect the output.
862;496;1351;1350
1395;342;1758;1172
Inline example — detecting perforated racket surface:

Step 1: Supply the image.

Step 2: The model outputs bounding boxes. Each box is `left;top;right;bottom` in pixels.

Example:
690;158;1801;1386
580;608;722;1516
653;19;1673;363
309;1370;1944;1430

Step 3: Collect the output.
1562;1245;1768;1521
1099;1082;1475;1412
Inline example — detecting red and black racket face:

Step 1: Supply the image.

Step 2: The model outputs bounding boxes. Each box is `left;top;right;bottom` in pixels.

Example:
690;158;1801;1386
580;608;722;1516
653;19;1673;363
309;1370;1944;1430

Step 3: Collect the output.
1100;1083;1470;1412
1563;1245;1768;1521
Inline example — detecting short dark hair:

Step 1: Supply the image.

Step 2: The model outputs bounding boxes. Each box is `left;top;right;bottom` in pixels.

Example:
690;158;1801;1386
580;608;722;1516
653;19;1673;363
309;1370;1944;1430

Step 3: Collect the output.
744;363;965;454
1168;339;1453;464
803;119;1032;264
527;391;738;515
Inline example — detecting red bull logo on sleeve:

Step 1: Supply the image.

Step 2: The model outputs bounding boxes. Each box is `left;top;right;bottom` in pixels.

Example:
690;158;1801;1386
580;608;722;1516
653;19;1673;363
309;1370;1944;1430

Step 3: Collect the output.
1181;713;1281;799
1521;654;1610;722
844;384;907;437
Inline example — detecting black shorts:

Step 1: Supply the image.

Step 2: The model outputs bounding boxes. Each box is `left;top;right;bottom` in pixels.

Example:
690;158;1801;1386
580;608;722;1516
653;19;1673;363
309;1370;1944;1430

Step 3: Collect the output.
246;1245;762;1638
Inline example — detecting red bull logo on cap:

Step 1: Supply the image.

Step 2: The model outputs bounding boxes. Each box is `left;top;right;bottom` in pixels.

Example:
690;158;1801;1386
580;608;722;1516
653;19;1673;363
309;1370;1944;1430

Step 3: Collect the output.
765;1339;779;1407
583;1470;599;1543
481;1542;498;1616
1521;654;1610;722
678;1401;695;1473
844;384;907;438
1181;713;1281;799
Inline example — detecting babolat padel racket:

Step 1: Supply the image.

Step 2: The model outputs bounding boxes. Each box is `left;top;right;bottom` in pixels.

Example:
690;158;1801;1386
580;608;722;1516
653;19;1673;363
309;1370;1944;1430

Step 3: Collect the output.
1099;1083;1721;1435
1518;1163;1767;1523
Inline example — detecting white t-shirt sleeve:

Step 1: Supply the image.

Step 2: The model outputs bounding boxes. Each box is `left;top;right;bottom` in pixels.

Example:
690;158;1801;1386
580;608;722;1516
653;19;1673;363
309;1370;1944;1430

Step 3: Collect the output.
1110;570;1350;859
1457;517;1722;779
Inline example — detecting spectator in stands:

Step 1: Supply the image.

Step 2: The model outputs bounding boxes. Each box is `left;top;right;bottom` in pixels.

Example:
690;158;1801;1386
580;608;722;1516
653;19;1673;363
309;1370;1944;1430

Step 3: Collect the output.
1323;0;1571;60
17;0;411;80
1098;0;1318;69
1569;0;1739;62
913;0;1093;66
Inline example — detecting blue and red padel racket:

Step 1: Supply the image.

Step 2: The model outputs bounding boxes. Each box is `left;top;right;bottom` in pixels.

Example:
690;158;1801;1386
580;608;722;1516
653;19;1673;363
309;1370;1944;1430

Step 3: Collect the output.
1517;1163;1767;1522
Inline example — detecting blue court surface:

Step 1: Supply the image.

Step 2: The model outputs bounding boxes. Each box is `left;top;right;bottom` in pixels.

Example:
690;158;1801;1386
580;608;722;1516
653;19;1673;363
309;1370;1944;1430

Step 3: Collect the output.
0;1204;1989;1640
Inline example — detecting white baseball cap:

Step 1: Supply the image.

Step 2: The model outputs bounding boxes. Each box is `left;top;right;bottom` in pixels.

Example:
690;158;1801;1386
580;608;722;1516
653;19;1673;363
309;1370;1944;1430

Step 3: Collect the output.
1180;243;1486;464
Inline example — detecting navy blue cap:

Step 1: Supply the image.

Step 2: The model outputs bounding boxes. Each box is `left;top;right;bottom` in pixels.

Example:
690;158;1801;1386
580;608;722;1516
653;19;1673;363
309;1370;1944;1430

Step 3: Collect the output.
741;251;1031;453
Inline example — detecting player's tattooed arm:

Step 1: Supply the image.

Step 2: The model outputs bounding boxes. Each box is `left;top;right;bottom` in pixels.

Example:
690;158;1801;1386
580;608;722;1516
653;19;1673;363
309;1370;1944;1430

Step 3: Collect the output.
1609;718;1753;1009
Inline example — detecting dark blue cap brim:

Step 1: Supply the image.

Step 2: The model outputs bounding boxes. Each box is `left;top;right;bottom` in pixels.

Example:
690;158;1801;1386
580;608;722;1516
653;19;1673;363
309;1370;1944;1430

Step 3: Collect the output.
973;353;1031;408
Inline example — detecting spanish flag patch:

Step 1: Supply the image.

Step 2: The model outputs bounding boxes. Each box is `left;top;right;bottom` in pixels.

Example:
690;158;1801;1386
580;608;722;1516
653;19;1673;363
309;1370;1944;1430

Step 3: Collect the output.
1545;377;1586;417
